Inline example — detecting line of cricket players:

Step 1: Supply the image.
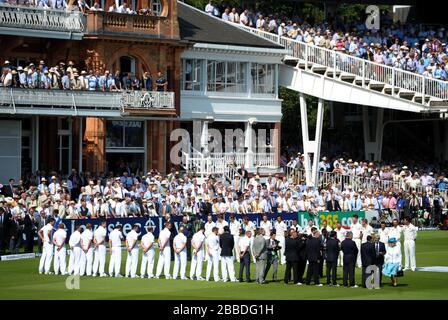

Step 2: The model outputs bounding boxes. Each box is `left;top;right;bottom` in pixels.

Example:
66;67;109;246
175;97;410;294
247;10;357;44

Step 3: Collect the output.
37;214;418;279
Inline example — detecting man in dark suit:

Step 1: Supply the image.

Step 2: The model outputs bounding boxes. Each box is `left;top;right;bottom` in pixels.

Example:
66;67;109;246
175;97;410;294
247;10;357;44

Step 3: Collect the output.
297;232;307;284
0;201;6;255
326;195;341;212
305;227;322;286
23;206;36;253
284;230;300;284
341;231;359;287
9;214;22;254
361;235;377;288
219;225;235;282
326;231;340;286
237;164;249;184
2;179;14;198
373;234;386;286
264;231;281;282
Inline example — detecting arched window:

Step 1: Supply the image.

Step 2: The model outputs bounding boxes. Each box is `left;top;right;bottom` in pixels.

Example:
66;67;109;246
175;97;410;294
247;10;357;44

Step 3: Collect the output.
152;0;162;16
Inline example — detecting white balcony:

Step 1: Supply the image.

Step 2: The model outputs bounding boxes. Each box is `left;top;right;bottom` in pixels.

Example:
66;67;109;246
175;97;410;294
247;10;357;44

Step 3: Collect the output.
0;88;175;117
0;5;85;39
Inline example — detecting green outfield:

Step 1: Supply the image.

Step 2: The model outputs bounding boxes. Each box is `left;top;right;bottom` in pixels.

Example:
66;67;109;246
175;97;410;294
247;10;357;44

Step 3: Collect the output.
1;231;447;300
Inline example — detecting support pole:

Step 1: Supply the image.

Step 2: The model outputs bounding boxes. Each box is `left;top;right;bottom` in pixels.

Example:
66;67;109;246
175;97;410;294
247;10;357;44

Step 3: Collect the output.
244;120;255;169
363;106;384;161
79;117;83;173
299;94;325;186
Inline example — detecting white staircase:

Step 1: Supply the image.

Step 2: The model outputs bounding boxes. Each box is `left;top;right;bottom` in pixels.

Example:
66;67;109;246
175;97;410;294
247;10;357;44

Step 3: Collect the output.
227;22;448;113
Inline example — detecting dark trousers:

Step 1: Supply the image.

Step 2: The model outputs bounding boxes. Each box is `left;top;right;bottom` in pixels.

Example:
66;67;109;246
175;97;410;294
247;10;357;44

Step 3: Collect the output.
284;261;299;284
0;228;4;254
239;252;251;281
264;258;278;281
9;236;20;254
186;238;192;261
297;258;307;283
343;261;356;286
25;230;34;253
376;263;384;286
306;261;320;285
318;256;324;277
326;260;338;285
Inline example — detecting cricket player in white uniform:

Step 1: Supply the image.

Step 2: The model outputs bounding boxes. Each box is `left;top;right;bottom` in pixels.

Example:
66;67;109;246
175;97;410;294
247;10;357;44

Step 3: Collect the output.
229;215;241;262
403;217;418;271
389;219;403;250
140;226;155;278
260;215;272;240
350;214;363;268
38;218;55;274
215;214;228;235
155;222;172;279
334;222;346;266
205;227;221;282
172;226;188;280
67;225;83;275
274;216;287;264
125;224;140;278
52;223;67;275
80;223;94;276
92;220;107;277
360;219;374;243
108;225;123;277
190;226;205;280
378;222;390;244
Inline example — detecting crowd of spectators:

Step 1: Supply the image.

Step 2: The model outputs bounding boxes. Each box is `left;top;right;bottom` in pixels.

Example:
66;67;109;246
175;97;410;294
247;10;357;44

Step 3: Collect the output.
0;59;168;92
1;159;447;254
204;1;448;80
0;0;160;15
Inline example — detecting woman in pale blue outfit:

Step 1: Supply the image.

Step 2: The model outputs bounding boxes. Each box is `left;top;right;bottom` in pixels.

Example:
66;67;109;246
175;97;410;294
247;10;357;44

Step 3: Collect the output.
382;237;402;287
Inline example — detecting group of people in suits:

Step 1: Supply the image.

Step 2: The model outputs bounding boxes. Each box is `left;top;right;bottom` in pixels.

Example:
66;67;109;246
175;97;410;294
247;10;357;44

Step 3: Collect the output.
283;225;397;288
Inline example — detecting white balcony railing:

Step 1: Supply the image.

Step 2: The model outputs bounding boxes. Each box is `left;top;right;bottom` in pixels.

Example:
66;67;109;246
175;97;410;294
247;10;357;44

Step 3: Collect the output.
120;91;175;110
229;22;448;105
0;88;175;114
287;168;448;200
0;5;85;33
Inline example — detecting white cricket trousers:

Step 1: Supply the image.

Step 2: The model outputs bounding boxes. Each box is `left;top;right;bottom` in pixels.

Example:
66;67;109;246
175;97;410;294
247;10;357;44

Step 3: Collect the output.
125;248;140;278
92;245;106;275
221;256;236;282
109;247;122;277
404;240;416;270
190;250;204;279
156;246;171;278
338;251;344;266
140;249;155;277
68;247;82;275
173;250;187;279
54;247;67;275
206;252;220;281
354;239;361;267
233;236;240;262
39;243;54;274
276;236;285;264
79;248;94;276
